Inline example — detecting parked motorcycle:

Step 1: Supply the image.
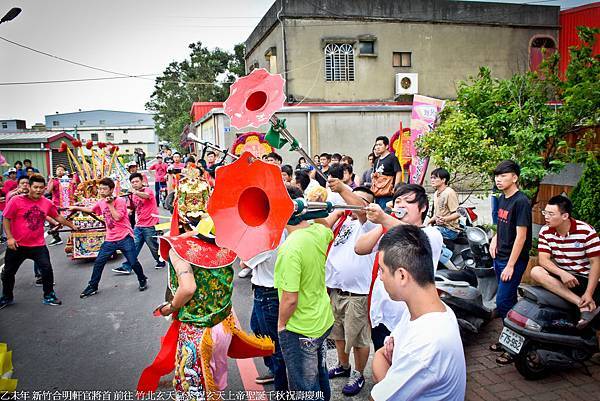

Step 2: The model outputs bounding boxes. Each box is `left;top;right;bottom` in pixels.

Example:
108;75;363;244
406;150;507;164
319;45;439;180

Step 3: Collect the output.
435;226;497;335
439;206;479;270
498;284;599;380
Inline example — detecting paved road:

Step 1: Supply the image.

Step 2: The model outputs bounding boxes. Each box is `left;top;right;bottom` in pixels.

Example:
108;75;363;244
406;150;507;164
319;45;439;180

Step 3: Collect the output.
2;228;600;400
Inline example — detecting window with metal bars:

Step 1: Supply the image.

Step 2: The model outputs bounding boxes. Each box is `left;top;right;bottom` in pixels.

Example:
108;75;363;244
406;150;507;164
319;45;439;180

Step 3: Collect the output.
324;43;355;82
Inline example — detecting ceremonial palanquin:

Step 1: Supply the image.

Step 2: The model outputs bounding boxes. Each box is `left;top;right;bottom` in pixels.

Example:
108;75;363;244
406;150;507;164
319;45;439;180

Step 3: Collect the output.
59;140;132;259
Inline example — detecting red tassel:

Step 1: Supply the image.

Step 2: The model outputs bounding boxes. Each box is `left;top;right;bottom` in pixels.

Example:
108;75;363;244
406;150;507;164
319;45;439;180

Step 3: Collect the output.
137;318;181;394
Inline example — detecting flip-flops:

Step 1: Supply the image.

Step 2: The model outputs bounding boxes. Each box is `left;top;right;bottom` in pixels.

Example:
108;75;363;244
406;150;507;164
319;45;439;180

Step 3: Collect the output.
496;352;514;365
489;342;503;352
577;306;600;330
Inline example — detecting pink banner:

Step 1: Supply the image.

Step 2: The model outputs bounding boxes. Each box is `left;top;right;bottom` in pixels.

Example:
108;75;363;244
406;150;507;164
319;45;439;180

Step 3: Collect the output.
408;95;445;185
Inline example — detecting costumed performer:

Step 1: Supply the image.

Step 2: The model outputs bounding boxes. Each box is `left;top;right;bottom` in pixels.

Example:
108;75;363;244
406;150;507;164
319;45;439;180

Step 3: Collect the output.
138;167;274;399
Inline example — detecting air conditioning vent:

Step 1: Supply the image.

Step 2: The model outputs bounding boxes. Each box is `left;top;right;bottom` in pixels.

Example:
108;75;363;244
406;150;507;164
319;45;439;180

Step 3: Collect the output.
395;73;418;95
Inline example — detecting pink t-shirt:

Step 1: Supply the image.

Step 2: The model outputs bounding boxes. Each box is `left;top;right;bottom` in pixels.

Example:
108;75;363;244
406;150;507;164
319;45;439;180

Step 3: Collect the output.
50;178;60;206
170;162;185;170
92;197;134;242
132;188;159;227
150;162;167;183
3;195;58;247
3;179;17;195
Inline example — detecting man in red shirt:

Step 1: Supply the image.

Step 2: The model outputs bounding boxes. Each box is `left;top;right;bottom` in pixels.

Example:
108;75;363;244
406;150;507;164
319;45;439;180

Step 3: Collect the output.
0;175;77;309
112;173;165;274
530;195;600;326
149;155;167;206
69;177;148;298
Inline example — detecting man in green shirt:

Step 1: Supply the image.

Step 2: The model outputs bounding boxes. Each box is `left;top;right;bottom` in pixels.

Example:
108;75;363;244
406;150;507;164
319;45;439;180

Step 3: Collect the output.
275;185;334;401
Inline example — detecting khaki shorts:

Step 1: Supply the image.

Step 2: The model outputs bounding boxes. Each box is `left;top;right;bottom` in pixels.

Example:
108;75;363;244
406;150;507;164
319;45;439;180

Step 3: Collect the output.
330;289;372;353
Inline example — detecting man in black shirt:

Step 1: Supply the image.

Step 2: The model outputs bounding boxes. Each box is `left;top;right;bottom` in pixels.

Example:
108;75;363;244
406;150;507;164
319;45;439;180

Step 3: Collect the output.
316;153;332;187
489;160;532;364
371;136;401;209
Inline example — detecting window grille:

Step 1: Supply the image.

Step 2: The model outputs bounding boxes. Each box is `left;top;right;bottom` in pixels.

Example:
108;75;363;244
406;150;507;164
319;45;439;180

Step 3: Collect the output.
325;43;355;81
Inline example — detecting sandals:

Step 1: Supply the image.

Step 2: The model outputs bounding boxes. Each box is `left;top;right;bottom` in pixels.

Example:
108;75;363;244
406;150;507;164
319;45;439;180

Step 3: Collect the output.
496;352;514;365
489;342;503;352
577;306;600;330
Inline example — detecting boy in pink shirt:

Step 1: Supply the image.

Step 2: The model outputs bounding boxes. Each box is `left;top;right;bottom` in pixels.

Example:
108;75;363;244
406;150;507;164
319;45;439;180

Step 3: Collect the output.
0;175;77;309
112;173;165;274
69;177;148;298
149;155;167;206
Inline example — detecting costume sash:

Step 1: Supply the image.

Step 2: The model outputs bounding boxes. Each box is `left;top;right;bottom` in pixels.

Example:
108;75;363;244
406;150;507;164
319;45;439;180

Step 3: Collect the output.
136;317;181;393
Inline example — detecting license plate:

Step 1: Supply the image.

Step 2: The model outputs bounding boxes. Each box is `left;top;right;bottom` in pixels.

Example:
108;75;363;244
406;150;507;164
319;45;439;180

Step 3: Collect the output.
499;327;525;354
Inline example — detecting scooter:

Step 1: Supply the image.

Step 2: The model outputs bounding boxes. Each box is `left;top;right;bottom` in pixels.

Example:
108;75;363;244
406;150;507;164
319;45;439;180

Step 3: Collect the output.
435;226;497;335
439;206;480;270
498;284;599;380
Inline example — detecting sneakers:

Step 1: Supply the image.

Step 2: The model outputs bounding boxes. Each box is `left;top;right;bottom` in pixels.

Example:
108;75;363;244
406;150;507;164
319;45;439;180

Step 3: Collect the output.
0;296;15;310
35;276;43;287
80;285;98;298
48;237;63;246
155;261;166;269
255;372;275;384
139;279;148;292
112;266;132;275
42;292;62;306
328;364;351;379
238;267;252;278
342;371;365;396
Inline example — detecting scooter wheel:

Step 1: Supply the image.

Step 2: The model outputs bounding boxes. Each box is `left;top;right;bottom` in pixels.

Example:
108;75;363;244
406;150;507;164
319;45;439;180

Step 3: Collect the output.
514;344;550;380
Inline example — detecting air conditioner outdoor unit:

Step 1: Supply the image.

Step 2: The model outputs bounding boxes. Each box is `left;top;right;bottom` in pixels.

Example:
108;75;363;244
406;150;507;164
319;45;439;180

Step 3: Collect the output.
395;73;418;95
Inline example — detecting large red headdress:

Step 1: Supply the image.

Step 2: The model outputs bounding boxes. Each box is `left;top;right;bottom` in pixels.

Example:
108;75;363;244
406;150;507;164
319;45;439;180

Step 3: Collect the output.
207;152;294;261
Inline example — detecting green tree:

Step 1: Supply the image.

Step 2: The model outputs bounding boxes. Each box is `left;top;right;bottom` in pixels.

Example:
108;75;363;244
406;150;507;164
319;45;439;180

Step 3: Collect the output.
146;42;246;147
418;27;599;205
570;153;600;230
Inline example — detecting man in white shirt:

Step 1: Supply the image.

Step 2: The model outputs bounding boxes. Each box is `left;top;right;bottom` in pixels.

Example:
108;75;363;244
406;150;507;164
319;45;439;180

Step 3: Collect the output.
242;232;288;390
354;184;443;350
371;225;466;401
318;180;377;396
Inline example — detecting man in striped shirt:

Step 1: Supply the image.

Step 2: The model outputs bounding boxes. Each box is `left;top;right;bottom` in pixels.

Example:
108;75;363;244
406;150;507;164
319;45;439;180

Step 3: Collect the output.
530;195;600;325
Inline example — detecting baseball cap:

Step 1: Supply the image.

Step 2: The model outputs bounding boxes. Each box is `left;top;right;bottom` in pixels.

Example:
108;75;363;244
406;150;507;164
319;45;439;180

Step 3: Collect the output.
126;161;138;168
7;168;16;173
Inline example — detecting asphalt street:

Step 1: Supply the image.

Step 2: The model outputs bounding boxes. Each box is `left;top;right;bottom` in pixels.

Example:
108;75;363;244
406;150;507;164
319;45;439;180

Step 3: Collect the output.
0;220;374;399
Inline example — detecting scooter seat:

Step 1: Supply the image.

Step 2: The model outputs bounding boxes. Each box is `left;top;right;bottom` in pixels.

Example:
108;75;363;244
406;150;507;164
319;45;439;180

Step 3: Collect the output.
520;286;574;311
436;269;478;288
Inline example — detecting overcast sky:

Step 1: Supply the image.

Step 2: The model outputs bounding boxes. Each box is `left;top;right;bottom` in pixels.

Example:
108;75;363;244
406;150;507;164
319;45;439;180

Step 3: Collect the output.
0;0;594;127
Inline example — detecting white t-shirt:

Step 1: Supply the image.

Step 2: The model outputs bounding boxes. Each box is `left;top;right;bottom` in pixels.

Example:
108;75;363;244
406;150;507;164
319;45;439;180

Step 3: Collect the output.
371;304;466;401
370;225;443;330
326;218;378;294
245;231;287;288
327;189;345;206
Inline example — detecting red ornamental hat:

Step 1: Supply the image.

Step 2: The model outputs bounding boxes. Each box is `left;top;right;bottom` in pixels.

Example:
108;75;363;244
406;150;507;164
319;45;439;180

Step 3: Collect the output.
207;151;294;261
223;68;286;129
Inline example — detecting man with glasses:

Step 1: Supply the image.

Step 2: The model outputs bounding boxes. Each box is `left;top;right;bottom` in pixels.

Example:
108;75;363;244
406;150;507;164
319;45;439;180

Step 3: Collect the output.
530;195;600;328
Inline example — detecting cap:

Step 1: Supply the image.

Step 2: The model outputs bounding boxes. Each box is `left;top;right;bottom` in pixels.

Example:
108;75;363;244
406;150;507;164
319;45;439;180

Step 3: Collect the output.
126;161;138;168
7;168;16;173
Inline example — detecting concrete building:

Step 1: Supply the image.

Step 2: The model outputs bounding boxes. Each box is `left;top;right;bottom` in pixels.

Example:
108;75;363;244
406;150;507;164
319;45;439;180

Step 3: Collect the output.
0;119;26;131
46;110;159;157
245;0;559;102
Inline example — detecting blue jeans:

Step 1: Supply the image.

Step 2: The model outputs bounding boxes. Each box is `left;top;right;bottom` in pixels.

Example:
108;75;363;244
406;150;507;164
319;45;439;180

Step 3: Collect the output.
494;258;527;318
154;181;166;206
251;286;288;391
436;226;459;240
89;236;147;288
491;194;499;225
278;326;332;401
375;196;393;211
439;246;453;265
121;227;161;271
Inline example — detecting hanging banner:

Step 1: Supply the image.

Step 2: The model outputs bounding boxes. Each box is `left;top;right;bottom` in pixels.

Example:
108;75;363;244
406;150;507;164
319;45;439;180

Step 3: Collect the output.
408;95;445;185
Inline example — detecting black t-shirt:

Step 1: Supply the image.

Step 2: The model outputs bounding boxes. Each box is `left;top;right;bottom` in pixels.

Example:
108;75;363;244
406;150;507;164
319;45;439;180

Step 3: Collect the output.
496;190;532;262
315;167;330;187
373;153;401;177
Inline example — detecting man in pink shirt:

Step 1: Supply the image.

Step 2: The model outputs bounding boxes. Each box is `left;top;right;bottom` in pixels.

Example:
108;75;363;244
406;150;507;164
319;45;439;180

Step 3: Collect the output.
0;175;77;309
149;155;167;206
3;168;18;195
112;173;165;274
69;177;148;298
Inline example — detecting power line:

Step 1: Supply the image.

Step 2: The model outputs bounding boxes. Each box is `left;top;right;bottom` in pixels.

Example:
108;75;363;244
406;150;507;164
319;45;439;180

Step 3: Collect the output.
0;35;153;80
0;75;157;86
